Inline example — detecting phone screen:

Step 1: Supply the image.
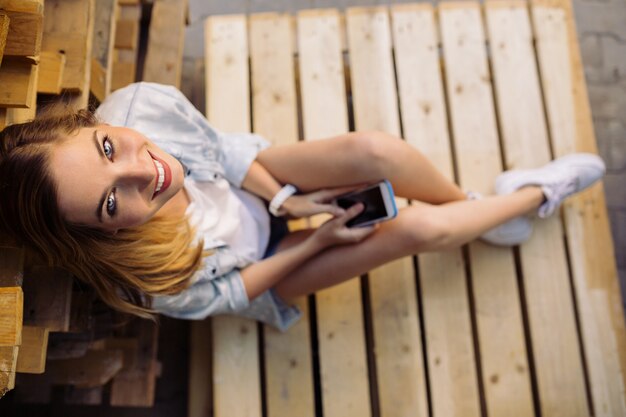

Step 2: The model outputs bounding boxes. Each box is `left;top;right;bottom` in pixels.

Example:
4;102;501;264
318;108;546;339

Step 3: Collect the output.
336;186;388;227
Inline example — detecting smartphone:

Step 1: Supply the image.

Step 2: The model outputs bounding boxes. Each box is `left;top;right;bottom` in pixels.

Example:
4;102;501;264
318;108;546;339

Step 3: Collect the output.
333;180;398;228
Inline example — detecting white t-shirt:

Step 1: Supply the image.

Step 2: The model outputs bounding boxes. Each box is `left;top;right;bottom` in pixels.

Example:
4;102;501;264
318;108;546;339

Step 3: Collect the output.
183;176;270;265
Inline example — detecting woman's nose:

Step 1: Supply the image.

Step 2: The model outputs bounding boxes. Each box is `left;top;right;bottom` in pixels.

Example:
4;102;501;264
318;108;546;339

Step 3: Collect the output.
115;160;155;189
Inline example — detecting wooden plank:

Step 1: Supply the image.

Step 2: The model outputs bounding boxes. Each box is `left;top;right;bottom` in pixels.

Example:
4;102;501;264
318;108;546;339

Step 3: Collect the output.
109;320;158;407
45;349;124;388
91;0;117;99
115;19;139;50
0;0;43;14
0;346;18;392
346;6;428;417
188;319;212;417
437;3;504;416
204;14;261;417
64;386;103;405
2;9;42;57
111;58;136;91
249;13;315;417
143;0;187;88
532;0;626;415
42;0;95;108
0;11;9;67
0;57;36;108
0;287;23;346
90;57;107;102
22;266;72;332
0;246;24;287
47;331;91;360
391;4;477;417
5;58;39;124
439;3;536;417
297;9;371;417
37;50;66;94
15;325;48;374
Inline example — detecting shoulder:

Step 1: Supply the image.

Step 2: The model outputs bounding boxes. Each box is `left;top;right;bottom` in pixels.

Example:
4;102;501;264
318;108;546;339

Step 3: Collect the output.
95;82;191;126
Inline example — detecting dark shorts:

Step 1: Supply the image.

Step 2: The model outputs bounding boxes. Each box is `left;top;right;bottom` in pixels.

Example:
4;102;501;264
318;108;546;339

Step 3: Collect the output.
262;214;290;259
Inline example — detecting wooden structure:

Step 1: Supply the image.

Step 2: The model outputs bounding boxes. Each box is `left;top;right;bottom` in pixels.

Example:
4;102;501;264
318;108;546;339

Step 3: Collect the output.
190;1;626;417
0;0;167;407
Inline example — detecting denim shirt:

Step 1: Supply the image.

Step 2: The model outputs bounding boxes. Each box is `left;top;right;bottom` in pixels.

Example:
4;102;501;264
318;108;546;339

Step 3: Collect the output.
95;82;271;319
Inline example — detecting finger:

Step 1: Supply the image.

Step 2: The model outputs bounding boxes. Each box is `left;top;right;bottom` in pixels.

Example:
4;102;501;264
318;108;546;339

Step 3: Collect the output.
317;203;345;217
338;202;365;226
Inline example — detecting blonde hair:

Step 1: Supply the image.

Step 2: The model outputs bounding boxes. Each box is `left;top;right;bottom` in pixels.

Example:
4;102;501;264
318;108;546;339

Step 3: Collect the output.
0;102;206;320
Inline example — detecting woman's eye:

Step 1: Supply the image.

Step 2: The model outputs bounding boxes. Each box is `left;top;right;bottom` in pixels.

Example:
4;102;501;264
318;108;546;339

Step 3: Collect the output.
103;135;114;160
106;189;117;217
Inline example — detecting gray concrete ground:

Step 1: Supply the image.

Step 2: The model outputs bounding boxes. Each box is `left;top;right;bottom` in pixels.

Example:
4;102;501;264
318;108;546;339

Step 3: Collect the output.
184;0;626;310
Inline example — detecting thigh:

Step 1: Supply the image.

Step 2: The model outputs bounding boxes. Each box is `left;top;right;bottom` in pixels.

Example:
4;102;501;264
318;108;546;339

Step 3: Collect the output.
272;204;440;300
256;131;381;192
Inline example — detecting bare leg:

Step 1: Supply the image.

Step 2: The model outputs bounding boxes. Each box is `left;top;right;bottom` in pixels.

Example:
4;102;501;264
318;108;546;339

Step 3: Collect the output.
273;187;543;300
256;131;466;204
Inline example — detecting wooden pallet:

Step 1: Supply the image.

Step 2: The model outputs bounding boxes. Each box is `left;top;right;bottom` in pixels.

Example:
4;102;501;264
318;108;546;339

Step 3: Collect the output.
0;0;165;407
188;1;626;417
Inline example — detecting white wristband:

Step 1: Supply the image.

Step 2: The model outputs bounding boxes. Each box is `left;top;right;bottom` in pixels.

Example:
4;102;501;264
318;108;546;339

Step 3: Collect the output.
269;184;298;217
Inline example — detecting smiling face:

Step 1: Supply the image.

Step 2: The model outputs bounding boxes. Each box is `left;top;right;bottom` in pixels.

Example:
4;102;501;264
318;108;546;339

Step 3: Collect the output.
48;124;185;233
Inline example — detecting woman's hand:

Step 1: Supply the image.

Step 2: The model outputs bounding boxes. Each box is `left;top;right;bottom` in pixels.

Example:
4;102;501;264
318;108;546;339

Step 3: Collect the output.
310;203;378;249
278;185;363;219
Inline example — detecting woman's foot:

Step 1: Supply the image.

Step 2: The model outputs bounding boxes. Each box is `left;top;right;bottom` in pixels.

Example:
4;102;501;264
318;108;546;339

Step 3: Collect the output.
495;153;606;218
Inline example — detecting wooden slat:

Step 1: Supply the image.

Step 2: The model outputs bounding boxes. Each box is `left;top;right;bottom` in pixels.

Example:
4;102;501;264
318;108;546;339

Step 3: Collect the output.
428;3;498;415
532;0;626;415
2;9;42;57
0;12;9;67
5;58;39;124
64;386;103;405
143;0;187;88
109;320;158;407
37;50;66;94
346;6;428;417
439;3;536;417
391;3;473;416
15;325;48;374
297;9;371;417
90;57;107;102
42;0;95;108
0;346;18;392
22;266;72;332
0;287;23;346
0;0;43;14
115;19;139;50
0;58;36;108
188;319;211;417
0;246;24;287
111;58;136;91
249;13;315;417
45;349;123;388
204;14;261;417
91;0;118;100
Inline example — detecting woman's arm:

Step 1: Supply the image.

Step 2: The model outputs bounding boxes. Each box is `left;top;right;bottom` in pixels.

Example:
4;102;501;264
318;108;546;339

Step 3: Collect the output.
240;160;282;201
240;203;376;300
241;160;358;218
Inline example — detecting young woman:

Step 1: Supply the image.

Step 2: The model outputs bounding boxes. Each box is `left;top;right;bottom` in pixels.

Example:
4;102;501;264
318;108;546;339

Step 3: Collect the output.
0;82;605;331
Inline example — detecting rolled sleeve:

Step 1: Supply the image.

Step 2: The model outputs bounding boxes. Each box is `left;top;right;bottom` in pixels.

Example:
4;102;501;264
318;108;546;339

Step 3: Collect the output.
151;269;250;320
217;131;271;188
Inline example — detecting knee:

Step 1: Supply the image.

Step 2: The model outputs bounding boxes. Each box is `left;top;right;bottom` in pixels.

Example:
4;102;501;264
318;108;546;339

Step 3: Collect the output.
401;207;453;252
347;130;399;177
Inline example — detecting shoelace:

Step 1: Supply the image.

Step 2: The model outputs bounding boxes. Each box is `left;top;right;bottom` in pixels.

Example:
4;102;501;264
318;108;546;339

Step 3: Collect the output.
538;174;579;218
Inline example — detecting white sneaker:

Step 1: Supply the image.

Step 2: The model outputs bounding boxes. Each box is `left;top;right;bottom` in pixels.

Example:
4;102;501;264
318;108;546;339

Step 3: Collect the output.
495;153;606;218
467;191;534;246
